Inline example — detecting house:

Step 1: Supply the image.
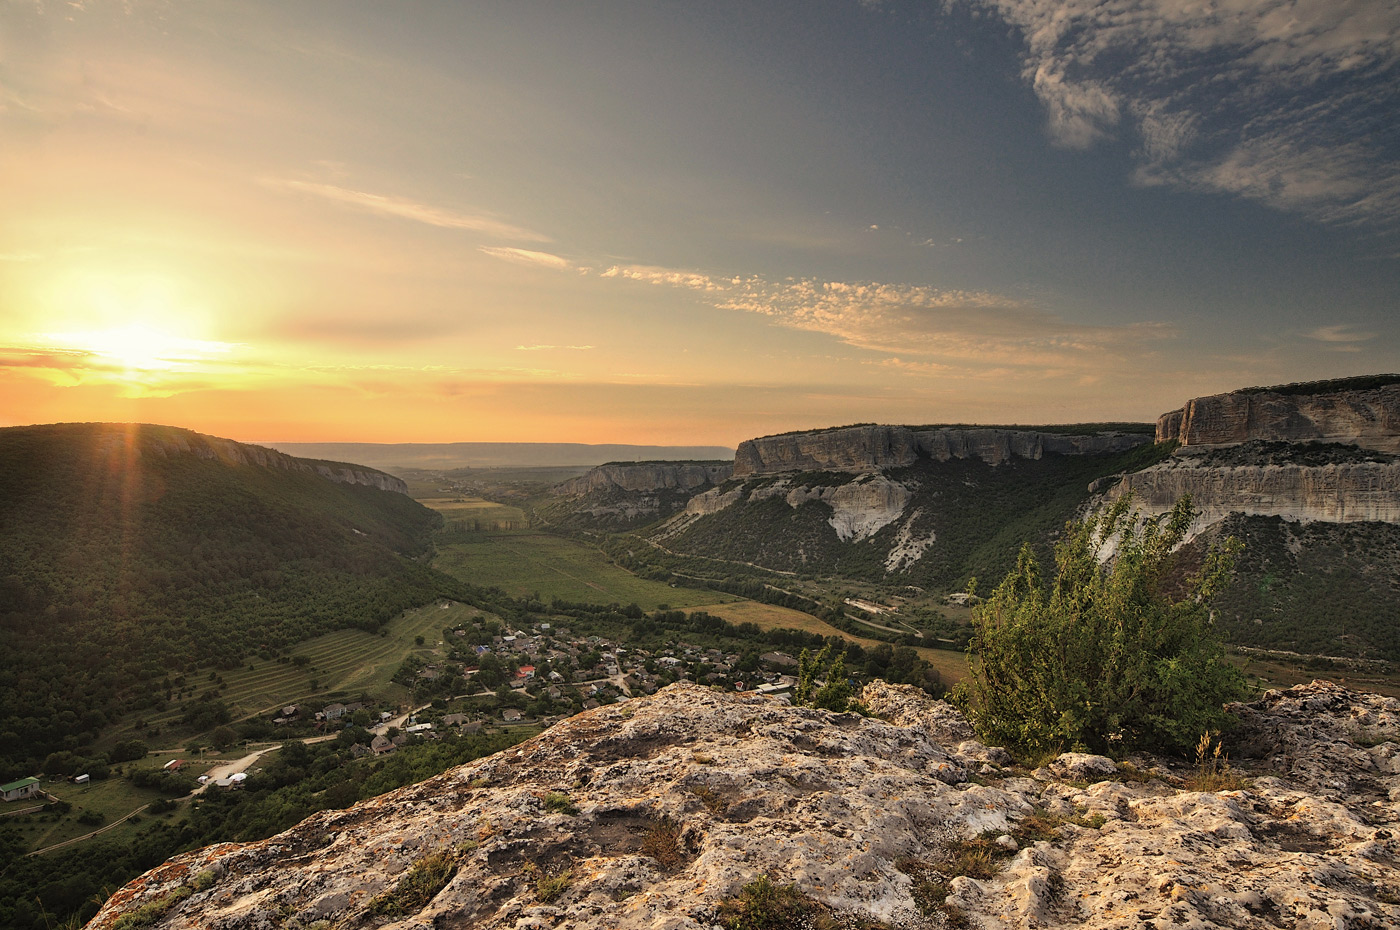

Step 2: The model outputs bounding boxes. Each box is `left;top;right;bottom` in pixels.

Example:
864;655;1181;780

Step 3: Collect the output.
320;703;347;721
440;713;470;727
0;777;41;802
502;708;522;722
371;734;395;755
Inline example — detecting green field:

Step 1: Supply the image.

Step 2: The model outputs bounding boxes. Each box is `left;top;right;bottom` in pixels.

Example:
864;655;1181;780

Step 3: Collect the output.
15;773;189;854
419;495;529;530
106;601;495;745
433;533;738;609
694;600;970;684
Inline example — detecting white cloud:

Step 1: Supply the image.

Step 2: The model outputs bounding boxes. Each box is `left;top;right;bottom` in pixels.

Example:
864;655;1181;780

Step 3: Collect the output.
479;246;574;270
960;0;1400;226
1307;324;1377;351
601;264;722;291
603;260;1172;374
264;179;549;241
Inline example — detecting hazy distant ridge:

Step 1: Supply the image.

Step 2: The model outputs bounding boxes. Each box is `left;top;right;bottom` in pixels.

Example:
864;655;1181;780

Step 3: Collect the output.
261;441;735;471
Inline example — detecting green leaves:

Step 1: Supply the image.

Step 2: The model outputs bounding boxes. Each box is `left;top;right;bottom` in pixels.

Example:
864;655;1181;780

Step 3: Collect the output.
961;496;1247;758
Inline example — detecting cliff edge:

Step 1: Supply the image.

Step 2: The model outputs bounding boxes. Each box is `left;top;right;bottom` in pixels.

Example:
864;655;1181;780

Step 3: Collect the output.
734;425;1151;476
88;680;1400;930
1156;378;1400;452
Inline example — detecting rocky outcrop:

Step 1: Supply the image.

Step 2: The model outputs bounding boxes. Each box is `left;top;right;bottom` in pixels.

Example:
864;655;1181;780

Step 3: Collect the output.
1097;441;1400;528
677;474;913;542
734;425;1149;476
555;462;732;497
112;425;409;493
1157;382;1400;452
89;680;1400;930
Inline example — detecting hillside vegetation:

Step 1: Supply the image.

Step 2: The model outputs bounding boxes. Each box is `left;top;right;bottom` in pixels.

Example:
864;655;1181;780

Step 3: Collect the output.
0;423;467;778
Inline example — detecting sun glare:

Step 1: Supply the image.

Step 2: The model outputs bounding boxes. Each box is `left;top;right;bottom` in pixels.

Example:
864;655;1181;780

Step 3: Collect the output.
41;323;236;376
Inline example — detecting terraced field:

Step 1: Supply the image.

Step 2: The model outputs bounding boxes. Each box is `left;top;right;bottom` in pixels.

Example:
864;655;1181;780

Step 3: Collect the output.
109;601;496;742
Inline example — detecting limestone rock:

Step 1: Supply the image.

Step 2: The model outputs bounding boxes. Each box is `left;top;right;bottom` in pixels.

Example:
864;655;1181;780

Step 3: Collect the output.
733;426;1150;477
555;462;733;497
89;680;1400;930
1156;382;1400;452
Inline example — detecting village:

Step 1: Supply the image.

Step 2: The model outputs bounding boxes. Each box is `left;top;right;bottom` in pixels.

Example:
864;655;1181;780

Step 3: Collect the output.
269;614;804;762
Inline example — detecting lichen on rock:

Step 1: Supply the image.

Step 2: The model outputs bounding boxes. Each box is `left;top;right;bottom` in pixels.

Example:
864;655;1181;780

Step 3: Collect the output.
88;680;1400;930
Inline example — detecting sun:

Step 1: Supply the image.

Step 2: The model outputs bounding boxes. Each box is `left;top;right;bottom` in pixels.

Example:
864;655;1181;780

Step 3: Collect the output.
51;322;230;373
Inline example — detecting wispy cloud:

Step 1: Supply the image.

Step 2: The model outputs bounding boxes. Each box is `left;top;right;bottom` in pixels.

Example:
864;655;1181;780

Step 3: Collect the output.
1307;323;1377;351
264;179;549;241
515;344;595;351
603;262;1172;373
600;265;725;291
0;251;42;262
959;0;1400;227
479;246;574;270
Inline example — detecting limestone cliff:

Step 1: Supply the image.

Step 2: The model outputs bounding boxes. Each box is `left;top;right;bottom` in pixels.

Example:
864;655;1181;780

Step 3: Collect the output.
734;425;1150;476
89;680;1400;930
124;425;409;494
1100;444;1400;527
1156;380;1400;451
555;462;733;496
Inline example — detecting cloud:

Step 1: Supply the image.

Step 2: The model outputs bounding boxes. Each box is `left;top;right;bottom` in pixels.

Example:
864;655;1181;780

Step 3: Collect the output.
1307;324;1377;351
959;0;1400;226
264;179;549;241
515;344;595;351
479;246;574;270
602;261;1172;374
601;264;723;291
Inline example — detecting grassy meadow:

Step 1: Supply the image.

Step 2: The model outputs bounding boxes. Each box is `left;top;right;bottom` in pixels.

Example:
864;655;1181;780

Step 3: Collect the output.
432;532;737;609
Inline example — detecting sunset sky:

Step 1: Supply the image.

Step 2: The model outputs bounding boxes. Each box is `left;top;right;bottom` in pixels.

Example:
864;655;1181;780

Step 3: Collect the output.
3;0;1398;446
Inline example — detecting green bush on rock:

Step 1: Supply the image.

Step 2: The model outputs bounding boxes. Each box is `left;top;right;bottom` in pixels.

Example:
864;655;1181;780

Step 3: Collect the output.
959;495;1247;758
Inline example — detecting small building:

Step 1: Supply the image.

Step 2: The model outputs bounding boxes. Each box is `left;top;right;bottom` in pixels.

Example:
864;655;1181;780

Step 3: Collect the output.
74;774;90;785
1;777;42;802
440;713;471;727
370;735;395;755
502;708;523;722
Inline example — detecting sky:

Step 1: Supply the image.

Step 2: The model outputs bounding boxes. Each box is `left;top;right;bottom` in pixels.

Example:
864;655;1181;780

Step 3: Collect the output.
2;0;1398;446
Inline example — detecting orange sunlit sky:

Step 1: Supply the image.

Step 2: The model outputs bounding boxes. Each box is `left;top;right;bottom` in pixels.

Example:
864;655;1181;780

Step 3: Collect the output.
3;1;1398;446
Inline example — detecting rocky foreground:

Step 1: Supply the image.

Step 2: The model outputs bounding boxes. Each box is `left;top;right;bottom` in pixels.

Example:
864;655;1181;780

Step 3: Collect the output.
89;681;1400;929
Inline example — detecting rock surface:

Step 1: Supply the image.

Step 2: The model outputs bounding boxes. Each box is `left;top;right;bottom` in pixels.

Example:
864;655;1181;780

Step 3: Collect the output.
89;680;1400;930
1156;383;1400;452
734;426;1150;476
1099;449;1400;527
555;462;734;497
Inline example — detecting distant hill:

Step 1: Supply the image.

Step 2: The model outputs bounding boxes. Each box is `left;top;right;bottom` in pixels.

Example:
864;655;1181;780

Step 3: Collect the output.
260;441;736;471
0;423;468;778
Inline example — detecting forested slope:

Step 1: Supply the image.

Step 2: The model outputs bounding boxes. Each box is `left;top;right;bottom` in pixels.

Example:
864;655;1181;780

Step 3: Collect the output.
0;423;466;777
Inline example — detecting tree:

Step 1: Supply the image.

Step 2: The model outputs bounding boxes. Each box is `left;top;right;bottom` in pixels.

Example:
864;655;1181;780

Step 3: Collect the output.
959;495;1246;758
794;644;854;712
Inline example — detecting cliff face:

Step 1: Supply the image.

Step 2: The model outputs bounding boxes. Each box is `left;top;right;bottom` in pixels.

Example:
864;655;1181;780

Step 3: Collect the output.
126;426;409;494
1156;383;1400;451
555;462;732;496
734;425;1149;476
1102;452;1400;526
89;680;1400;930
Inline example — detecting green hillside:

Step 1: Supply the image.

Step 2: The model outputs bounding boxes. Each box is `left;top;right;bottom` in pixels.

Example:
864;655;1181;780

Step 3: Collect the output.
660;442;1174;591
0;423;467;778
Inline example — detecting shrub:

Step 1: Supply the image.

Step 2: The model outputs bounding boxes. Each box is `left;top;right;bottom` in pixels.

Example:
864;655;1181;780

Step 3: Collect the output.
959;496;1247;758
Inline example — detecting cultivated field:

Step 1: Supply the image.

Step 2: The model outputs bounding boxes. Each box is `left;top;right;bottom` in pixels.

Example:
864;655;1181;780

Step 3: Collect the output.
692;600;970;684
433;533;736;609
107;601;494;745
